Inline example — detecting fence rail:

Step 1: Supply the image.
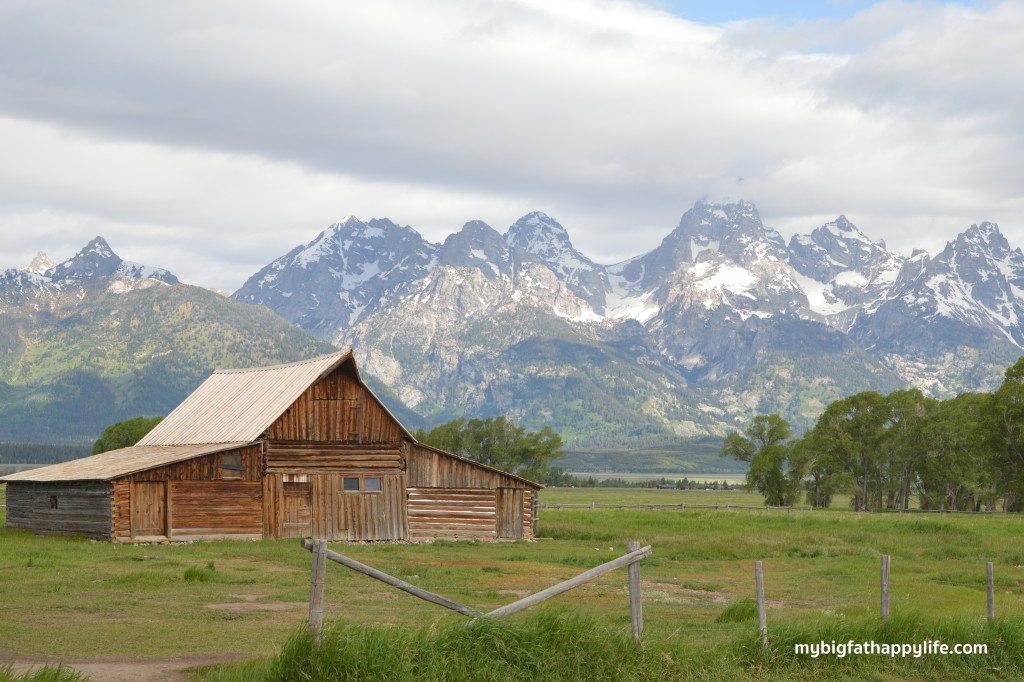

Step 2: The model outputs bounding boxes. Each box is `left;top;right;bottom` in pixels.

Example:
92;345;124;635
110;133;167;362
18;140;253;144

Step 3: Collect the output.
306;539;1018;647
538;501;1024;515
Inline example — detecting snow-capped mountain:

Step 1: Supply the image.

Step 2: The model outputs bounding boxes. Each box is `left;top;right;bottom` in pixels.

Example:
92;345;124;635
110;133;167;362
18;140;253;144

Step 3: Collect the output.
0;236;178;311
236;199;1024;445
234;217;438;337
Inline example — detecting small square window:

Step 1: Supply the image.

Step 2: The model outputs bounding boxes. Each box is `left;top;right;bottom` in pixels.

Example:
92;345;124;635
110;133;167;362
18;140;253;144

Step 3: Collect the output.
343;477;360;491
364;477;382;492
220;453;244;480
50;496;59;509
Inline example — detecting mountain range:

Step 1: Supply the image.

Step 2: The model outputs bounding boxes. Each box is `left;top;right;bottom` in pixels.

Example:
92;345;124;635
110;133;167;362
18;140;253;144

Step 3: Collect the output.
3;200;1022;473
0;237;418;444
234;201;1024;449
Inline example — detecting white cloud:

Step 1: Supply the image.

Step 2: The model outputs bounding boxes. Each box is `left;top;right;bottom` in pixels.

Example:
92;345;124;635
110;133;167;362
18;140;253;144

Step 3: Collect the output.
0;0;1021;287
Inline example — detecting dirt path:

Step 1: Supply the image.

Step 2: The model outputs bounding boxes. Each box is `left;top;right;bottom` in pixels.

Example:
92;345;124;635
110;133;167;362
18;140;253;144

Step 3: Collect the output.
3;652;246;681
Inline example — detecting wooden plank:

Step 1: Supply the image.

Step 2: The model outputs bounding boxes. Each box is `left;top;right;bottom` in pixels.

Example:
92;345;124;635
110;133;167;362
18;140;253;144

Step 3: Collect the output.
301;539;481;617
880;555;890;621
308;539;327;638
483;545;653;619
627;541;643;643
755;561;767;648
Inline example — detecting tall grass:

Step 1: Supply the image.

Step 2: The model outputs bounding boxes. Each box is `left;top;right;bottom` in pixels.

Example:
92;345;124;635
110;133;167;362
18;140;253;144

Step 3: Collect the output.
197;612;671;681
195;610;1024;681
0;663;86;682
739;611;1024;681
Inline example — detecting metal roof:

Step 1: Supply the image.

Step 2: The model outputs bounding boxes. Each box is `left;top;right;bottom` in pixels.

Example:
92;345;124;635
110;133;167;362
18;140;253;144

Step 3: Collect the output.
136;350;353;446
0;442;252;482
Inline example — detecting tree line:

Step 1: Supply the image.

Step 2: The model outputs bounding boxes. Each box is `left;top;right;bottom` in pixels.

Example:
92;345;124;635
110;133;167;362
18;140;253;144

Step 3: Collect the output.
721;357;1024;511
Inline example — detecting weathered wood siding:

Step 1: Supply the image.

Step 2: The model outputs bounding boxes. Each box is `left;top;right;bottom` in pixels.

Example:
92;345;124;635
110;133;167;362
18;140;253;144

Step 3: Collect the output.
406;444;532;489
265;442;405;474
127;445;262;482
111;444;264;541
267;363;404;443
4;481;112;539
169;481;262;538
407;488;498;539
330;473;407;541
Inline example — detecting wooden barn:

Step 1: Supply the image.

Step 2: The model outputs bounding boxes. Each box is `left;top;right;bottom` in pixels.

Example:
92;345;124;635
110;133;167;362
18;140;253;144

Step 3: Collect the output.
1;350;541;543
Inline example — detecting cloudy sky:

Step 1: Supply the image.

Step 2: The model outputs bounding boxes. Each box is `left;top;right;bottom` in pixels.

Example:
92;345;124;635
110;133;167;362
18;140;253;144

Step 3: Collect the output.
0;0;1020;290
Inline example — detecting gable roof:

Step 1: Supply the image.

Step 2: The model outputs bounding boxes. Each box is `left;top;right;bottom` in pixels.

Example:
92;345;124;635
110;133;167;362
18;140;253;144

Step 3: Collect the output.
0;442;250;482
135;349;413;446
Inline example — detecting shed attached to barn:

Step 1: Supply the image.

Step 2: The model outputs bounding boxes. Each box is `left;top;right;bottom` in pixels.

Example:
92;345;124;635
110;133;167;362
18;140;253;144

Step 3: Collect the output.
1;350;541;542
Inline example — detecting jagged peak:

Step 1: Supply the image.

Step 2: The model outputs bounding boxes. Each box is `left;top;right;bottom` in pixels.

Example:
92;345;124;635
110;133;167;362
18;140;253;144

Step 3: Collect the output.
942;221;1011;260
20;251;54;275
963;221;1004;242
506;212;574;250
80;236;116;258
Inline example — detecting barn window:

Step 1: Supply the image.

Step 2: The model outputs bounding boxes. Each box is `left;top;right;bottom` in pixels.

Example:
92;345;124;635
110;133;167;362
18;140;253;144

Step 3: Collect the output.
220;452;244;480
50;496;59;509
341;477;381;492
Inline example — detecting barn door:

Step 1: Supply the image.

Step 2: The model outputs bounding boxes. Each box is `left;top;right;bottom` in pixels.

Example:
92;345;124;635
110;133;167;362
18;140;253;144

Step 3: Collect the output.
281;482;312;538
131;481;167;538
496;488;524;539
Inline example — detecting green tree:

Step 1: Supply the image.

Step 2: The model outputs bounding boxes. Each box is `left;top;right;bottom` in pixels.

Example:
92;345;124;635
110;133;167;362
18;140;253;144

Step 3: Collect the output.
983;357;1024;510
878;389;935;510
917;393;993;511
417;416;563;482
803;391;889;511
720;414;802;506
92;416;164;454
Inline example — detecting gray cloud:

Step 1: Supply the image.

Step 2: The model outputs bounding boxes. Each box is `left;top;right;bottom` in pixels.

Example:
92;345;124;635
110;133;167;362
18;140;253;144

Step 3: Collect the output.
0;0;1021;289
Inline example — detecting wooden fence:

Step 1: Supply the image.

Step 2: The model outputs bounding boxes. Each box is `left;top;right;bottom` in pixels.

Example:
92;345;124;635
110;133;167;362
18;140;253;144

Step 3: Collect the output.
539;501;1024;515
303;542;1013;647
302;538;652;642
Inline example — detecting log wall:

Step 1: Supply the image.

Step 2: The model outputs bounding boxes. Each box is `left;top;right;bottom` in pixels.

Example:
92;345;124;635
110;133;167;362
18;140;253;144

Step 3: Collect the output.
407;488;498;539
4;481;112;539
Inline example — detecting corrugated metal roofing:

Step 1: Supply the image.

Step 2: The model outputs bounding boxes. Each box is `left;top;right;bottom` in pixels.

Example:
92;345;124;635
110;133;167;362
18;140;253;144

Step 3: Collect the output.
0;442;252;482
136;350;353;446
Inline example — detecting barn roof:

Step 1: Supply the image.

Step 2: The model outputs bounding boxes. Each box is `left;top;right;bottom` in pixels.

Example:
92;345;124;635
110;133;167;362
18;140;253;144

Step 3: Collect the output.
0;442;251;482
135;349;413;446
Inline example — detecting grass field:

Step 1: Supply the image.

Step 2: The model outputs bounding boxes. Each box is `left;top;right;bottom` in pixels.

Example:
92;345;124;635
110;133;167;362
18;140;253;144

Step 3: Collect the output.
3;482;1024;680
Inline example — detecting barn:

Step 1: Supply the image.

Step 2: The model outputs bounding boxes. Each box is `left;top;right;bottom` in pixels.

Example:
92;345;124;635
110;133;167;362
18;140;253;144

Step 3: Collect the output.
1;350;541;542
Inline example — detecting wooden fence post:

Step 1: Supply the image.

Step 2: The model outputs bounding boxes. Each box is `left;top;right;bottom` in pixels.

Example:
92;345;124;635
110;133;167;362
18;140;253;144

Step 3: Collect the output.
308;539;327;639
755;561;767;648
987;562;995;621
880;555;890;621
627;541;643;643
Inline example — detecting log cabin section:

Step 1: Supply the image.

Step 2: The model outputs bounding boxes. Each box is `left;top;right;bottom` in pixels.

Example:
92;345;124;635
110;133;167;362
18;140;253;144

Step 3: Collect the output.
1;350;542;542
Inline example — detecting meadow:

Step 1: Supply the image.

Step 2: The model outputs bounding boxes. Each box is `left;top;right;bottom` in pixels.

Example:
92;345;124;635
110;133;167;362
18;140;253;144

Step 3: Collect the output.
3;483;1024;680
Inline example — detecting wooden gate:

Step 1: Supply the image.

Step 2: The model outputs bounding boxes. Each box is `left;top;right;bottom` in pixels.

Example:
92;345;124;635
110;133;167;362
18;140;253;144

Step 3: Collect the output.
131;481;167;538
282;482;312;538
496;488;524;539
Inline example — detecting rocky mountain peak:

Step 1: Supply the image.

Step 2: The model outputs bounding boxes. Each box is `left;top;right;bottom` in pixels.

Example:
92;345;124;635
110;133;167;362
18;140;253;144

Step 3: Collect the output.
944;222;1011;260
439;220;518;279
50;236;123;281
20;251;55;275
505;212;608;310
505;212;573;256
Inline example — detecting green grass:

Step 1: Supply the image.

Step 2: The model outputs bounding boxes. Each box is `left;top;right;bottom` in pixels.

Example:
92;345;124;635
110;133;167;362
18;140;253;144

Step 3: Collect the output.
5;482;1024;680
193;611;1024;682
